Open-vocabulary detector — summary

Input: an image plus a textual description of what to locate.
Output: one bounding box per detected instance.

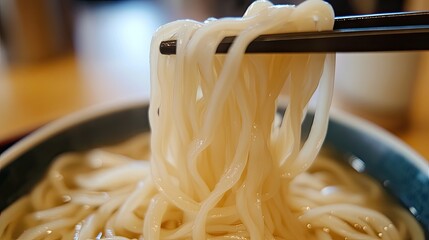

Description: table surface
[0,1,428,161]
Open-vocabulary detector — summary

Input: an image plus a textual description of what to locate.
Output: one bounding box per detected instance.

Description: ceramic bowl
[0,100,428,236]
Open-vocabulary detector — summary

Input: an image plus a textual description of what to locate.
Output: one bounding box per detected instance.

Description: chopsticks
[159,11,429,54]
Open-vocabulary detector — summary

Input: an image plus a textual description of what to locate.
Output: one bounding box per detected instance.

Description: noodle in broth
[0,0,424,239]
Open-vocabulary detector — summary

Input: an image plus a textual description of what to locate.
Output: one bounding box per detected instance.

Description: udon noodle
[0,0,423,239]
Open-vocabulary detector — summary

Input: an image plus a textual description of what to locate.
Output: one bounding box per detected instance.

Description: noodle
[0,0,423,239]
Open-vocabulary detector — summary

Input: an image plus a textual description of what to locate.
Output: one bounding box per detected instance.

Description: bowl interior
[0,103,428,236]
[0,104,150,211]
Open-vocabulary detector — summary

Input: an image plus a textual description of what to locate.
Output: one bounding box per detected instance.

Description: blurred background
[0,0,428,157]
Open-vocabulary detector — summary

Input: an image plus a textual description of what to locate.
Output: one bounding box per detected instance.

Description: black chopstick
[159,11,429,54]
[333,11,429,29]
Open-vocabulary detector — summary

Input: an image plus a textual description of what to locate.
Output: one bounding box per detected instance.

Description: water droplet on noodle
[321,186,338,195]
[53,171,64,181]
[62,195,72,202]
[303,206,311,211]
[353,223,362,230]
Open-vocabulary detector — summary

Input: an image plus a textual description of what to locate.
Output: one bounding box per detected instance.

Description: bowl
[1,100,428,236]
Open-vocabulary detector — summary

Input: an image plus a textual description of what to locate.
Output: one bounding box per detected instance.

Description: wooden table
[395,53,429,159]
[0,1,428,161]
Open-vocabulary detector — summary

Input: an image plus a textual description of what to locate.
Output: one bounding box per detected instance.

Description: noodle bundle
[0,0,423,239]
